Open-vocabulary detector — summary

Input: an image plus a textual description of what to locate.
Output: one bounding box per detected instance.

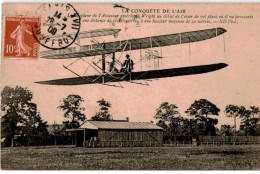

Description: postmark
[32,3,81,50]
[3,16,40,59]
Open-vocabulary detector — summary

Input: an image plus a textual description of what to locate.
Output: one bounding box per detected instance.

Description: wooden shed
[66,121,163,147]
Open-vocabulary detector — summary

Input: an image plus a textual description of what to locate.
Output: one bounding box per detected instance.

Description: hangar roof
[80,121,163,130]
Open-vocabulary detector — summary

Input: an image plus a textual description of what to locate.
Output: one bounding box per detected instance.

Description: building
[66,121,163,147]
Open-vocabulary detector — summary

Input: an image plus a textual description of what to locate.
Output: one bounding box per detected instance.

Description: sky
[1,4,260,128]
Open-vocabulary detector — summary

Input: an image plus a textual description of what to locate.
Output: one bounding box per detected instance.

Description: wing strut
[102,54,106,83]
[117,40,128,62]
[139,43,143,71]
[223,34,226,59]
[180,33,182,67]
[188,37,191,63]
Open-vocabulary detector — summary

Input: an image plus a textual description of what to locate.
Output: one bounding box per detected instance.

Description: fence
[12,135,75,147]
[163,136,260,146]
[199,136,260,146]
[83,140,162,148]
[8,135,260,147]
[163,136,195,146]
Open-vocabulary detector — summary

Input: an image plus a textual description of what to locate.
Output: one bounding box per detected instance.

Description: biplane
[36,27,228,87]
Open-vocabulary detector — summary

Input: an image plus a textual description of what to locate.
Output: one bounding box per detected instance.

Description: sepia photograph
[1,2,260,170]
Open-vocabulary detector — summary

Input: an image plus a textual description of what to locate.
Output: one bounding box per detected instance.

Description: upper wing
[40,48,121,59]
[39,28,121,41]
[76,28,121,39]
[40,27,226,59]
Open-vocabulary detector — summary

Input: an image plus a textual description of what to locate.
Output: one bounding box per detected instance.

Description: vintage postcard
[1,3,260,170]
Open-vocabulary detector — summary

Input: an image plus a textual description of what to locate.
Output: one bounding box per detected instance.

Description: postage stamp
[32,3,81,50]
[3,16,40,59]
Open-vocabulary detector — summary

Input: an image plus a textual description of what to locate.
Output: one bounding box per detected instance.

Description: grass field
[1,145,260,170]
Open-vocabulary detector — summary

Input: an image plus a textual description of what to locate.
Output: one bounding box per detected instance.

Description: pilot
[121,54,134,73]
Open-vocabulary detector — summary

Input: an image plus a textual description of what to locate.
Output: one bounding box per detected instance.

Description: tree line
[1,86,260,146]
[154,100,260,137]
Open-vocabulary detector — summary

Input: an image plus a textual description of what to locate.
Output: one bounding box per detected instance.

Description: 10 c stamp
[3,16,40,59]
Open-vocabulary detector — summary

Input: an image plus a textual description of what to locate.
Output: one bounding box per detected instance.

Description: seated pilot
[120,54,134,73]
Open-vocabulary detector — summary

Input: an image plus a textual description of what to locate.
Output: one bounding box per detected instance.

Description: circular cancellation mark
[32,3,81,50]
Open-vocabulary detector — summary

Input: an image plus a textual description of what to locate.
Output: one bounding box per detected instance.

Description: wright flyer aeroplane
[36,27,228,87]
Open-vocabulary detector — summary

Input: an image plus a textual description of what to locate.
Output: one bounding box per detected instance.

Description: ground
[1,145,260,170]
